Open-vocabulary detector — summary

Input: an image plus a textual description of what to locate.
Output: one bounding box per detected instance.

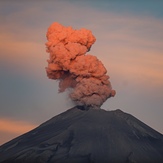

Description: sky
[0,0,163,145]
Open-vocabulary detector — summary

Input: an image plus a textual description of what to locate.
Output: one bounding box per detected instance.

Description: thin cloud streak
[99,45,163,86]
[0,118,36,134]
[1,11,163,86]
[0,118,37,145]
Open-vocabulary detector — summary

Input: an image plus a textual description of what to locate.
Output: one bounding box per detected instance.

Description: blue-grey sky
[0,0,163,145]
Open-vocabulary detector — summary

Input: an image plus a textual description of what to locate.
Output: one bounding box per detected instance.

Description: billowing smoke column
[45,22,115,108]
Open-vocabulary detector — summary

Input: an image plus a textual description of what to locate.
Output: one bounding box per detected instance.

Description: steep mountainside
[0,106,163,163]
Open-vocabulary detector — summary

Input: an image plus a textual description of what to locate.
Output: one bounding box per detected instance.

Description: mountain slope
[0,106,163,163]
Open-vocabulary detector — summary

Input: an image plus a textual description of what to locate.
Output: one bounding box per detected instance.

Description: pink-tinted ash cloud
[45,22,115,108]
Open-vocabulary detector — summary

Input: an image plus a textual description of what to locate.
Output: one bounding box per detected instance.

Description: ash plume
[45,22,115,107]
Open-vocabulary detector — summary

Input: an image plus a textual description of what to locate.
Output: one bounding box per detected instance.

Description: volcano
[0,106,163,163]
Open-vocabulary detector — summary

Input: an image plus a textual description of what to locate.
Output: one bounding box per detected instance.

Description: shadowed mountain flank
[0,106,163,163]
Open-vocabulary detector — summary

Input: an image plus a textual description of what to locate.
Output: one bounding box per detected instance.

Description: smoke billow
[45,22,115,108]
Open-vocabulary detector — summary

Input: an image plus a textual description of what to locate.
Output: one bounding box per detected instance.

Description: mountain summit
[0,106,163,163]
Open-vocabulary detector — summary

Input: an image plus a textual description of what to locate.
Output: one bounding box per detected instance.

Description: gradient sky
[0,0,163,145]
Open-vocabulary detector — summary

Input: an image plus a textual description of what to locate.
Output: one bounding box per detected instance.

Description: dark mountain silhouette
[0,106,163,163]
